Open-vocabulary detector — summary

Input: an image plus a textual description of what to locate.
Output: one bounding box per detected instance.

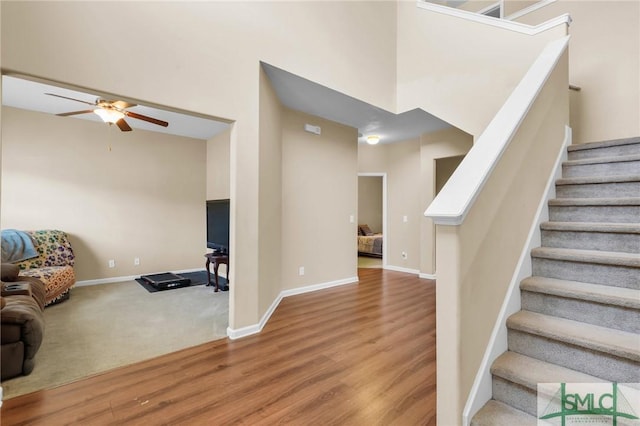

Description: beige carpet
[358,256,382,268]
[1,279,229,399]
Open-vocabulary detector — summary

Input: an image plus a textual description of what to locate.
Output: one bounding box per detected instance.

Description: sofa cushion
[1,342,25,380]
[1,295,44,355]
[21,266,75,306]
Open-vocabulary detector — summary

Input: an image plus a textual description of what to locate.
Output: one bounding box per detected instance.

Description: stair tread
[471,400,536,426]
[564,153,640,166]
[541,221,640,234]
[507,311,640,361]
[531,246,640,267]
[521,276,640,309]
[492,351,606,391]
[549,197,640,206]
[556,174,640,185]
[567,137,640,152]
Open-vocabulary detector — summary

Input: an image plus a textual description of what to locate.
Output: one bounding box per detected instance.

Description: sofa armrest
[1,263,20,282]
[1,295,44,358]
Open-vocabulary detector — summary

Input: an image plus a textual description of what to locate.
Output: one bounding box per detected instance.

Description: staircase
[471,137,640,425]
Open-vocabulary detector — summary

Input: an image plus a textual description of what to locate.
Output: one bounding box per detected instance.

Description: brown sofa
[1,263,46,380]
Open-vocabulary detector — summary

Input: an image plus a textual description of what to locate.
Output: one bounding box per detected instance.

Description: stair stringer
[462,126,571,425]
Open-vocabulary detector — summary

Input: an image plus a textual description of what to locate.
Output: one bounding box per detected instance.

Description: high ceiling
[262,63,451,144]
[2,67,451,145]
[1,75,230,140]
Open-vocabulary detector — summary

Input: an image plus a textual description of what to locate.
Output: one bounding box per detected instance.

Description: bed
[357,224,383,258]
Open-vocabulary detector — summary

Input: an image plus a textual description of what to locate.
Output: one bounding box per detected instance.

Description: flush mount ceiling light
[366,135,380,145]
[93,107,125,124]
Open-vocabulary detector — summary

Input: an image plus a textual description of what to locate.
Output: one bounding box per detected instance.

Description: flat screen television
[206,199,230,254]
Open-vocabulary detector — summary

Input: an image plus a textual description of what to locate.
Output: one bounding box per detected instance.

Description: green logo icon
[538,383,640,426]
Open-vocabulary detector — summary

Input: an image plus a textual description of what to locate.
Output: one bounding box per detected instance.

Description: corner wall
[420,128,474,276]
[258,67,283,314]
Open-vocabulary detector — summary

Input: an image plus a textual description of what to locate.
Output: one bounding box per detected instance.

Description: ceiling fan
[45,93,169,132]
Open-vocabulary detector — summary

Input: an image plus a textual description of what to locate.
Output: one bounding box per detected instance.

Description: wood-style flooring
[1,269,437,425]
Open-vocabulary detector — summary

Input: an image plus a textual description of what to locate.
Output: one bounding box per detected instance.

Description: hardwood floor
[1,269,437,425]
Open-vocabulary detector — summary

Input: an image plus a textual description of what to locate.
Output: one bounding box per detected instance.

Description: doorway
[357,173,387,269]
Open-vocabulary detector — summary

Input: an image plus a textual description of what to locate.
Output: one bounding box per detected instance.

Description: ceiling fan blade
[125,111,169,127]
[115,118,132,132]
[57,109,94,117]
[112,100,137,110]
[45,93,96,106]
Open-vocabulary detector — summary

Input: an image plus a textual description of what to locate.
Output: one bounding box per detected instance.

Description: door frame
[357,172,387,268]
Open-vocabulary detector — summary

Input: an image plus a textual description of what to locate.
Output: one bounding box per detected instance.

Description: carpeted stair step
[470,399,536,426]
[540,222,640,253]
[531,247,640,289]
[548,197,640,223]
[562,154,640,178]
[567,137,640,161]
[520,276,640,333]
[506,311,640,383]
[555,174,640,198]
[489,351,606,417]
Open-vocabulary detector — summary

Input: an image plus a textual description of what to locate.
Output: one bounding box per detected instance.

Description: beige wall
[358,176,383,234]
[420,128,474,276]
[397,1,567,137]
[1,106,206,281]
[281,109,358,289]
[503,0,539,17]
[436,155,465,196]
[386,139,422,270]
[358,139,422,272]
[258,67,283,314]
[435,50,569,425]
[206,128,231,201]
[515,1,640,144]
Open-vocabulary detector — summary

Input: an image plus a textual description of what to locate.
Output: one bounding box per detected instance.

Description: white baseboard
[419,272,436,280]
[462,125,571,425]
[384,265,420,275]
[281,276,358,298]
[75,267,204,287]
[227,276,358,340]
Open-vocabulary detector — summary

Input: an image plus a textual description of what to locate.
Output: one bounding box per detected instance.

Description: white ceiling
[2,67,451,145]
[1,75,230,140]
[262,63,451,144]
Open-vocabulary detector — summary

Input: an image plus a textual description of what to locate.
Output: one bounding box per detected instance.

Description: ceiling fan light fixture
[366,135,380,145]
[94,108,125,124]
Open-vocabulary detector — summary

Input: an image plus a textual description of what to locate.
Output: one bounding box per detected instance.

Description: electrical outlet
[401,252,407,260]
[108,259,115,268]
[134,257,140,266]
[299,266,305,276]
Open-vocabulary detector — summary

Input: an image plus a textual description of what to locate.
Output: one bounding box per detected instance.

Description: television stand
[140,272,191,290]
[204,253,229,292]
